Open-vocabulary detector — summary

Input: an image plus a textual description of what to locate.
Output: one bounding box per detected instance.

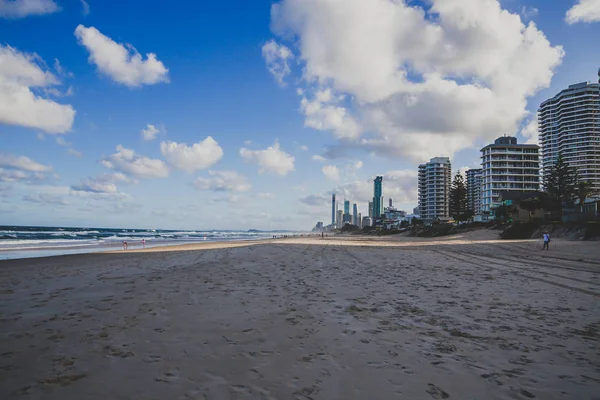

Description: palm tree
[576,181,593,213]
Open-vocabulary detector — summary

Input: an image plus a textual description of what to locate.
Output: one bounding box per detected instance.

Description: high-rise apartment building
[368,201,373,218]
[418,157,451,221]
[539,79,600,193]
[466,169,482,215]
[336,210,343,229]
[373,176,383,219]
[352,203,358,225]
[481,136,540,213]
[331,193,336,225]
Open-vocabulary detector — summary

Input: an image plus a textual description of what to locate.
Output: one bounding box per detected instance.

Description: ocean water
[0,225,286,260]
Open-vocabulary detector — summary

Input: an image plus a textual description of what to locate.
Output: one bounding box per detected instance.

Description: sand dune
[1,235,599,399]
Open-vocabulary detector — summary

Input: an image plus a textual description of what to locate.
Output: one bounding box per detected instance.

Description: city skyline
[1,1,599,230]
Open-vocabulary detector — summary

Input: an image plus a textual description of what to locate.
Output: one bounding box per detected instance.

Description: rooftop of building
[481,136,539,151]
[540,80,600,107]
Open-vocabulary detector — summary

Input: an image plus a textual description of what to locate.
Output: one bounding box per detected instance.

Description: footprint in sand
[426,383,449,399]
[39,373,87,387]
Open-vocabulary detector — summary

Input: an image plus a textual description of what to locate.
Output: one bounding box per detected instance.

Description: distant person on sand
[542,232,550,250]
[122,241,128,250]
[141,239,145,248]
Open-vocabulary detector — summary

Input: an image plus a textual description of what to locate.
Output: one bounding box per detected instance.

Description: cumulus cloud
[0,45,75,133]
[0,0,59,18]
[160,137,223,172]
[566,0,600,24]
[0,153,52,172]
[141,124,160,141]
[240,141,295,176]
[262,39,294,86]
[102,145,168,178]
[194,170,251,192]
[71,172,135,195]
[322,165,340,181]
[74,25,169,87]
[0,153,54,184]
[269,0,564,161]
[300,88,361,140]
[520,115,539,145]
[312,154,326,162]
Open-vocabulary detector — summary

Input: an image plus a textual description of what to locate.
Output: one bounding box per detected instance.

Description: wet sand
[1,233,599,399]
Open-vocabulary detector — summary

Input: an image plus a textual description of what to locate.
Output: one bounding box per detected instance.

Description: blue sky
[0,0,599,230]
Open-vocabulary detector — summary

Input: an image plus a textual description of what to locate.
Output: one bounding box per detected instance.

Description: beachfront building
[418,157,451,222]
[373,176,383,220]
[362,216,372,227]
[368,201,373,218]
[466,168,482,216]
[539,79,600,194]
[481,136,540,214]
[353,203,358,225]
[336,209,343,229]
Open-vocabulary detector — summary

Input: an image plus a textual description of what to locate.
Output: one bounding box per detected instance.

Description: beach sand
[1,233,599,399]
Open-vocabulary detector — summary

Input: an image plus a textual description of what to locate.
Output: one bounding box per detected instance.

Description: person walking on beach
[542,232,550,250]
[141,239,145,248]
[122,241,128,250]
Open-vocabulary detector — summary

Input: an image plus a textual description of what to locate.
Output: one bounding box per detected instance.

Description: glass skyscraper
[373,176,383,219]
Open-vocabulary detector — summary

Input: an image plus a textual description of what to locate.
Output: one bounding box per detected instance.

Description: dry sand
[1,233,599,399]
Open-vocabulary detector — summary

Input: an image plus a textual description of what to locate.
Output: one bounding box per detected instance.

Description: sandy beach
[1,233,599,399]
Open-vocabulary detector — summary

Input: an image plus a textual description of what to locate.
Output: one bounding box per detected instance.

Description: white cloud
[566,0,600,24]
[300,88,361,140]
[0,45,75,133]
[520,115,539,145]
[141,124,160,141]
[354,160,363,170]
[67,148,82,157]
[0,0,59,18]
[520,6,539,20]
[74,25,169,87]
[160,137,223,172]
[269,0,564,161]
[70,173,134,203]
[299,145,308,151]
[299,193,330,207]
[262,39,294,86]
[22,192,69,206]
[194,170,251,192]
[102,145,169,178]
[80,0,89,16]
[312,154,326,162]
[240,141,295,176]
[322,165,340,181]
[257,192,274,199]
[55,136,71,147]
[0,153,52,172]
